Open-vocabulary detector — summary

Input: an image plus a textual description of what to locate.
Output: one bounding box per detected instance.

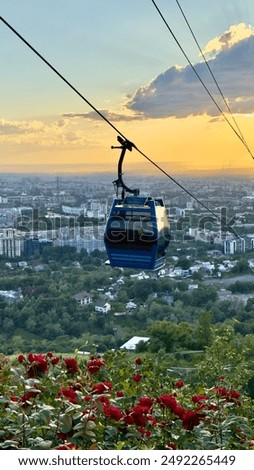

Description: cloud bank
[125,24,254,119]
[0,118,88,148]
[63,110,145,122]
[0,119,45,135]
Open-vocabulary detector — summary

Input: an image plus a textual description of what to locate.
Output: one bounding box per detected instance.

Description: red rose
[128,405,149,427]
[157,394,177,409]
[103,404,123,421]
[97,395,110,407]
[57,386,77,404]
[138,397,153,409]
[51,356,60,365]
[10,396,18,402]
[213,387,228,397]
[166,442,177,450]
[228,389,241,400]
[86,358,105,374]
[133,373,142,383]
[21,390,40,403]
[91,381,112,394]
[83,395,92,402]
[157,394,185,417]
[27,354,48,378]
[28,353,45,363]
[135,357,142,365]
[57,432,72,441]
[137,427,151,437]
[64,358,79,375]
[175,380,184,389]
[181,410,204,430]
[56,443,79,450]
[192,394,209,404]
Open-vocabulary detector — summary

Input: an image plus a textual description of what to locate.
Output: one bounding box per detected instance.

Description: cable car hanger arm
[111,136,140,198]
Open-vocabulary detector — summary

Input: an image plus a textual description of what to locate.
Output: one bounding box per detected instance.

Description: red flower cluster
[27,354,48,378]
[157,394,204,431]
[213,387,241,405]
[18,352,61,378]
[10,385,41,408]
[86,357,105,374]
[182,410,204,430]
[124,396,155,431]
[91,381,112,394]
[47,353,60,365]
[57,386,77,404]
[103,404,123,421]
[192,394,209,404]
[4,351,249,450]
[139,397,153,409]
[64,358,79,375]
[158,394,184,416]
[21,389,40,403]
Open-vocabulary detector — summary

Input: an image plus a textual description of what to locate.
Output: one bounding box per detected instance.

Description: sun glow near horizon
[0,111,253,176]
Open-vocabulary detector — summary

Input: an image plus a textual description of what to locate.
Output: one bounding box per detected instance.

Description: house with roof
[120,336,150,351]
[73,291,93,306]
[95,300,111,314]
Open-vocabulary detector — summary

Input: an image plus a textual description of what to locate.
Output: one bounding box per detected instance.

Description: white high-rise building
[0,228,23,257]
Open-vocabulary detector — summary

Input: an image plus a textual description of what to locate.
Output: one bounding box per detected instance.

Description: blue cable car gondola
[104,137,170,270]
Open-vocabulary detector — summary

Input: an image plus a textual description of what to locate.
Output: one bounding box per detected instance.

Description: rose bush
[0,349,253,450]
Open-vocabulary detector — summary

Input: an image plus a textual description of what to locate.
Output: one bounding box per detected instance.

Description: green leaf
[0,440,20,449]
[59,414,73,434]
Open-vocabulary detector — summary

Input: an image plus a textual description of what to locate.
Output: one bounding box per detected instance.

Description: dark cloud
[125,35,254,119]
[63,110,145,122]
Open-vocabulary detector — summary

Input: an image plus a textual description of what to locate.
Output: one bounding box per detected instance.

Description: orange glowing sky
[0,1,254,176]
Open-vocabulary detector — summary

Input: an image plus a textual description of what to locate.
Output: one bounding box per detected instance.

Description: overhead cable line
[150,0,254,160]
[175,0,253,159]
[0,16,244,240]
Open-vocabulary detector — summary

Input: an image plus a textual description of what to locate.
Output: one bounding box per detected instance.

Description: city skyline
[1,0,254,175]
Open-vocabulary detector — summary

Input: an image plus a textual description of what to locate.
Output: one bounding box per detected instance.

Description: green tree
[176,257,192,270]
[147,320,194,353]
[231,258,250,274]
[194,311,213,349]
[2,317,14,334]
[198,324,251,388]
[230,281,254,294]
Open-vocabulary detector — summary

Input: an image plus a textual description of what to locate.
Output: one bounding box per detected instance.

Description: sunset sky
[1,0,254,176]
